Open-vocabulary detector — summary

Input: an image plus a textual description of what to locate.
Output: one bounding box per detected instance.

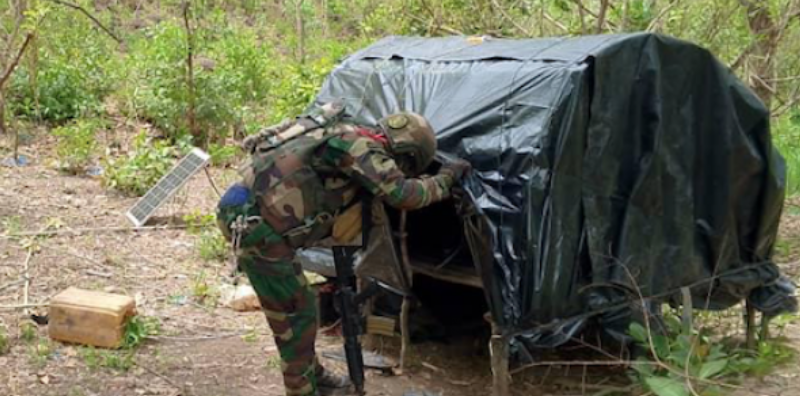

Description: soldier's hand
[441,159,471,180]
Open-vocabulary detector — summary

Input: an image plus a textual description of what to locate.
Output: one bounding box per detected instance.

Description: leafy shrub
[208,143,239,167]
[119,20,274,143]
[628,311,795,396]
[53,119,103,173]
[7,7,116,123]
[183,211,218,234]
[268,57,337,124]
[102,132,176,196]
[123,315,161,349]
[198,228,228,262]
[81,347,136,372]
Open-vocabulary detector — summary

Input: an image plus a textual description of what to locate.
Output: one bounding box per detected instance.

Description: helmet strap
[356,127,389,146]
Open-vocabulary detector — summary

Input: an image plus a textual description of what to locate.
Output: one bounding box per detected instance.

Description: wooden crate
[48,287,136,348]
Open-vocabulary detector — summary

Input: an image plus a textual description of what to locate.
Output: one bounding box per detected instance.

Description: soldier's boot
[316,369,351,395]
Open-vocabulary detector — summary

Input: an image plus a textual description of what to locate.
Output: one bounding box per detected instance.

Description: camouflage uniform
[217,114,463,396]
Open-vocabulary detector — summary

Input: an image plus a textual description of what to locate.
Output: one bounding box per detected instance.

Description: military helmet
[378,112,436,176]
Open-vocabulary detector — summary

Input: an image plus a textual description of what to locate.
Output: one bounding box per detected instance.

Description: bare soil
[1,130,799,396]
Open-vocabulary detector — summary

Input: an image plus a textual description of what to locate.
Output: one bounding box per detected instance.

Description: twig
[542,12,569,34]
[151,333,246,341]
[0,278,25,293]
[512,359,645,375]
[86,269,112,278]
[22,248,32,314]
[135,361,183,390]
[35,240,108,268]
[2,224,189,238]
[182,1,199,144]
[491,0,531,36]
[646,2,677,32]
[204,167,221,199]
[0,302,48,310]
[46,0,123,45]
[0,32,34,92]
[403,11,465,35]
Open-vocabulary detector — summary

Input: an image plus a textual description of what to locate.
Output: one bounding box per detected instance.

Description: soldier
[216,102,470,396]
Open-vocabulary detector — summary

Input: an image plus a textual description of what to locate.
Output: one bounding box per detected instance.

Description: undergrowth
[0,326,9,355]
[101,132,176,196]
[628,310,795,396]
[53,119,102,174]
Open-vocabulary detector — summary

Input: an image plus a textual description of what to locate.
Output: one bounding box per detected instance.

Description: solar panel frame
[125,148,211,227]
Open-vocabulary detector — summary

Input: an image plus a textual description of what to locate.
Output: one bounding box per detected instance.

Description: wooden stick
[135,361,182,390]
[0,302,48,310]
[22,249,32,315]
[0,32,34,92]
[182,0,199,143]
[2,224,189,238]
[46,0,123,44]
[0,278,25,293]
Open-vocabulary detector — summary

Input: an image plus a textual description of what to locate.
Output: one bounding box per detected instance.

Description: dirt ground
[1,130,800,396]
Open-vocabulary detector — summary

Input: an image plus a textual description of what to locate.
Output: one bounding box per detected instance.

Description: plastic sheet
[314,33,797,347]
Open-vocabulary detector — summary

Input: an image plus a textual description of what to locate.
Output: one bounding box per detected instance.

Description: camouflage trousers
[238,242,322,396]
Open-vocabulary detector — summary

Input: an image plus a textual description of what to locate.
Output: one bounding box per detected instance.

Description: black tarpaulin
[314,33,797,346]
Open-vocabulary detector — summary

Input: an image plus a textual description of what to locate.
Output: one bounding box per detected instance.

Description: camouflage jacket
[239,122,455,247]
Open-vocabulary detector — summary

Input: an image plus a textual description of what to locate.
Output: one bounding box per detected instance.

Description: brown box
[48,287,136,348]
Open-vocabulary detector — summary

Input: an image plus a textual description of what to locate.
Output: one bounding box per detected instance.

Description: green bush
[198,228,228,262]
[268,57,338,124]
[118,19,274,143]
[52,119,103,173]
[7,7,116,123]
[123,315,161,349]
[628,310,795,396]
[102,132,176,196]
[208,143,239,167]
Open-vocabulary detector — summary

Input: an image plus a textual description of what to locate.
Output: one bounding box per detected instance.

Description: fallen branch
[2,224,189,239]
[35,240,108,268]
[46,0,123,45]
[0,278,25,293]
[22,249,33,314]
[0,302,48,310]
[86,269,112,278]
[510,359,642,375]
[135,361,183,390]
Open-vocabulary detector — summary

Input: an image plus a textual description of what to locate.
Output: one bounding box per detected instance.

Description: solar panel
[126,148,210,227]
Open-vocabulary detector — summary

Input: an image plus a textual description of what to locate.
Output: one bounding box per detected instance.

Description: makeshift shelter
[304,33,797,394]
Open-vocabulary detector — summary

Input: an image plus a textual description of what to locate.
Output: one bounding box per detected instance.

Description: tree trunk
[0,94,6,136]
[739,0,779,107]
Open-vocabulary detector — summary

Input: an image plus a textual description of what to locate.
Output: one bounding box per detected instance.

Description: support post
[490,321,510,396]
[680,287,693,333]
[745,300,757,350]
[760,314,772,342]
[399,296,411,373]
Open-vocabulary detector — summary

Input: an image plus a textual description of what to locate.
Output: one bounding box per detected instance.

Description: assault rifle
[331,196,382,396]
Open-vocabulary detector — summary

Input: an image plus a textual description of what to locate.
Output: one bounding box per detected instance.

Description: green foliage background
[1,0,799,195]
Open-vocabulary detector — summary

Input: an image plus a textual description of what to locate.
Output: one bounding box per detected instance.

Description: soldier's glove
[241,119,295,153]
[440,159,471,180]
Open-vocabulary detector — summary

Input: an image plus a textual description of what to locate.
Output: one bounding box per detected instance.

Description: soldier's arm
[324,136,455,210]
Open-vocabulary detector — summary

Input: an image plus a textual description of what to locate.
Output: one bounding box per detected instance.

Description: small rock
[103,286,118,293]
[220,284,261,312]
